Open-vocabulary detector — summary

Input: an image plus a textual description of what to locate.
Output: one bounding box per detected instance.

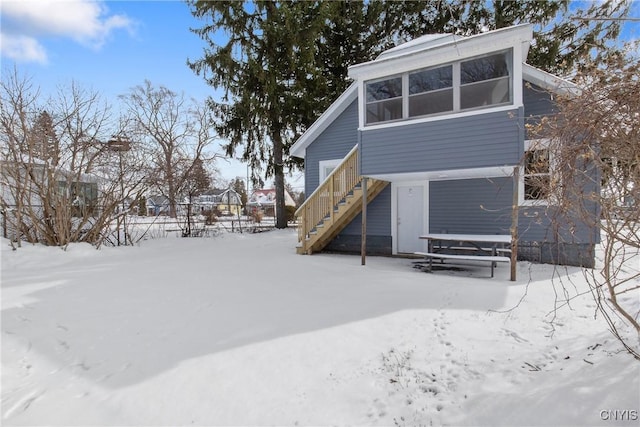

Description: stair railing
[295,144,360,245]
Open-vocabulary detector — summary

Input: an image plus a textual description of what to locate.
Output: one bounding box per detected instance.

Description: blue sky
[0,0,252,181]
[0,0,214,103]
[1,0,639,184]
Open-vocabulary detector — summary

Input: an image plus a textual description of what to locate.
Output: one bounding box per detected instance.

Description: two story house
[193,188,244,216]
[291,24,599,267]
[248,188,297,218]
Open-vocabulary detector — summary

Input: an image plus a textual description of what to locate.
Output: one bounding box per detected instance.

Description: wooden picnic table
[416,233,512,278]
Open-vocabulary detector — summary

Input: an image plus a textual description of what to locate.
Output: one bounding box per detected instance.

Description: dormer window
[409,65,453,117]
[364,49,512,125]
[460,52,511,109]
[365,76,403,124]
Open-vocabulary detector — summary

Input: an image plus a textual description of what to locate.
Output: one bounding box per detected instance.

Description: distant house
[290,24,599,267]
[1,160,100,239]
[247,188,296,217]
[147,195,171,216]
[1,160,99,218]
[193,188,243,216]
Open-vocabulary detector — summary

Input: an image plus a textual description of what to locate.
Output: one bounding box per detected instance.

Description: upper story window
[409,65,453,117]
[364,50,512,125]
[366,76,403,124]
[460,52,511,109]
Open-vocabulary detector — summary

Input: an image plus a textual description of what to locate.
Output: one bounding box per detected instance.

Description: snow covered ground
[1,229,638,426]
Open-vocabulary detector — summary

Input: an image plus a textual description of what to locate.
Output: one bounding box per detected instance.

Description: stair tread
[298,180,389,254]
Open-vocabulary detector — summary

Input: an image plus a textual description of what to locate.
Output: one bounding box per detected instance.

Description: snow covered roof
[248,188,296,206]
[376,33,456,60]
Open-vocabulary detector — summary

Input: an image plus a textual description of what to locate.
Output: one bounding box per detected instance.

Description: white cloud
[1,0,134,61]
[0,33,48,64]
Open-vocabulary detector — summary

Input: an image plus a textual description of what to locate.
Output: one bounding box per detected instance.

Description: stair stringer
[298,179,388,254]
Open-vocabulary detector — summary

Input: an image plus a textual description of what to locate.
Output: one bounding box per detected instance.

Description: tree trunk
[273,133,287,229]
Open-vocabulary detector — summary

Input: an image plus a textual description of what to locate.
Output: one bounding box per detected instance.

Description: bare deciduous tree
[182,157,211,237]
[119,80,219,219]
[0,69,146,248]
[531,46,639,359]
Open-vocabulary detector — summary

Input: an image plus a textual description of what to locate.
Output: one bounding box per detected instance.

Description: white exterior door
[397,184,426,254]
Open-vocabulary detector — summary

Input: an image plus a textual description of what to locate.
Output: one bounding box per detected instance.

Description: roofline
[377,33,455,60]
[289,83,358,159]
[348,24,533,80]
[522,64,581,96]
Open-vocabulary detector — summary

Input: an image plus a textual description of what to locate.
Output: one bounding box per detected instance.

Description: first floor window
[523,141,551,202]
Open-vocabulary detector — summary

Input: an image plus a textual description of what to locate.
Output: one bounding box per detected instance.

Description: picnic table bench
[416,233,512,278]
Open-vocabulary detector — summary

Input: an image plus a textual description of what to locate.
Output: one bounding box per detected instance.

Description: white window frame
[319,159,342,183]
[319,158,346,197]
[520,139,554,206]
[363,49,513,126]
[365,75,404,125]
[408,64,454,117]
[459,52,513,111]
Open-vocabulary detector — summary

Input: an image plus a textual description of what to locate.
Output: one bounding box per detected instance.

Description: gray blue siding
[324,185,392,255]
[429,177,598,267]
[429,178,512,235]
[305,100,359,196]
[361,108,523,176]
[302,79,598,266]
[523,82,556,139]
[428,177,598,243]
[338,185,391,236]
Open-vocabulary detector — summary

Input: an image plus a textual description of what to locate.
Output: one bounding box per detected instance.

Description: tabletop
[419,233,512,244]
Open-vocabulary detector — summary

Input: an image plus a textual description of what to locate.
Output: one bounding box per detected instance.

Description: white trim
[452,62,461,111]
[512,42,523,108]
[289,83,358,159]
[402,74,409,120]
[366,165,515,184]
[391,183,398,254]
[520,138,553,207]
[391,181,429,255]
[523,64,580,97]
[319,158,342,182]
[357,82,365,129]
[349,24,533,81]
[359,104,519,132]
[361,49,517,128]
[378,34,455,60]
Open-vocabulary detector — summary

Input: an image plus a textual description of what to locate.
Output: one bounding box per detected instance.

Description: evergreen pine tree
[188,0,628,228]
